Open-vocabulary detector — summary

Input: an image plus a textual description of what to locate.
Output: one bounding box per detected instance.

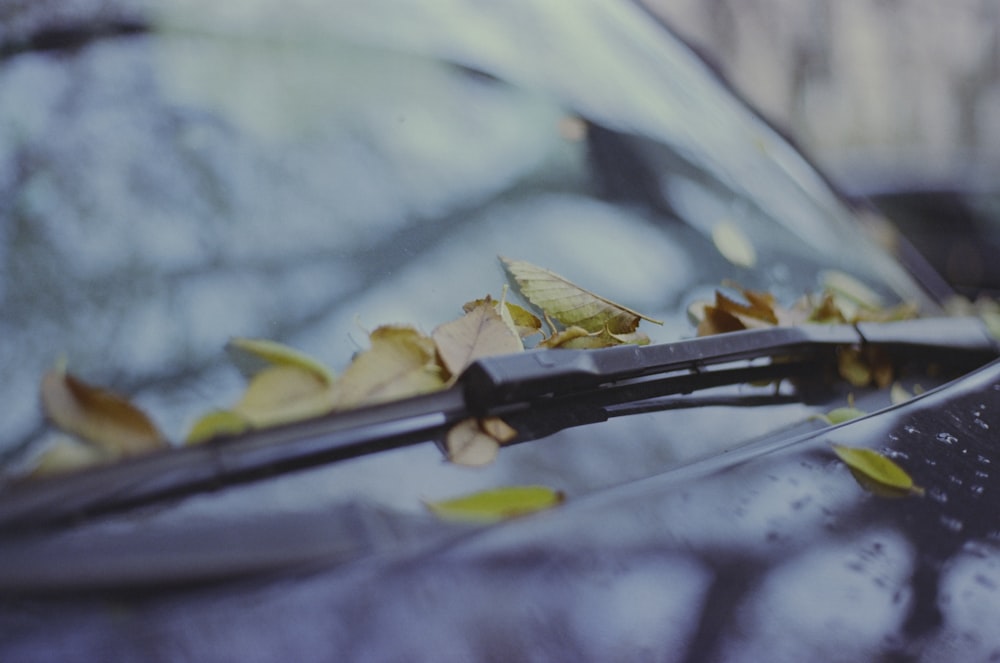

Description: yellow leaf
[40,368,166,457]
[556,326,650,349]
[185,409,251,445]
[814,406,867,425]
[479,416,518,444]
[425,485,564,523]
[30,437,110,477]
[328,325,445,410]
[226,337,334,384]
[234,364,335,427]
[832,444,924,497]
[446,417,500,466]
[462,294,542,340]
[501,256,663,334]
[890,382,912,406]
[433,299,523,378]
[837,347,872,387]
[711,220,757,268]
[537,325,592,349]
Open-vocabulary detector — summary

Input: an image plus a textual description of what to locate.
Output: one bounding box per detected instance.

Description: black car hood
[3,359,1000,662]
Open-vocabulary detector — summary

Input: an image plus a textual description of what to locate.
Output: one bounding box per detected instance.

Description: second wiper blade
[0,318,995,531]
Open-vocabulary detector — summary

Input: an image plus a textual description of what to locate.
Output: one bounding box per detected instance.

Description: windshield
[1,1,934,499]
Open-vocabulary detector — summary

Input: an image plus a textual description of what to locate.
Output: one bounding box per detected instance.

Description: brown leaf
[328,325,445,410]
[40,368,166,457]
[501,256,662,334]
[434,299,523,378]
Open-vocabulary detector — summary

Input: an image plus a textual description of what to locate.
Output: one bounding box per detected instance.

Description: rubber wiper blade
[0,318,995,531]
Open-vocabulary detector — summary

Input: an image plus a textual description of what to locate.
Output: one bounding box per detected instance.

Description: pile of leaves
[27,257,935,517]
[31,257,664,478]
[690,271,918,389]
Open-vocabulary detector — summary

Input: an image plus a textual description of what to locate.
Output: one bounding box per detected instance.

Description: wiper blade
[0,318,995,532]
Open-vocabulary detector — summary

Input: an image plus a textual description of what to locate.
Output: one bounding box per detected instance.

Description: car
[1,1,998,661]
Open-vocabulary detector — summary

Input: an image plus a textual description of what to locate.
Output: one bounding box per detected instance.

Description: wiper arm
[0,317,995,532]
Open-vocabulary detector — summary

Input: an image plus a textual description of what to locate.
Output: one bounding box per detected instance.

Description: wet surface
[1,2,998,661]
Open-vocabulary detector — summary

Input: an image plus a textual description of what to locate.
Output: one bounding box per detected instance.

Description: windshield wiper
[0,317,995,532]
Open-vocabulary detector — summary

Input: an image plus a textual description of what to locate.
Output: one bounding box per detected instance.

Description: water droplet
[976,470,990,479]
[975,418,990,430]
[928,487,948,504]
[936,432,959,445]
[940,516,964,532]
[978,455,993,465]
[970,485,986,496]
[949,475,965,487]
[904,425,919,434]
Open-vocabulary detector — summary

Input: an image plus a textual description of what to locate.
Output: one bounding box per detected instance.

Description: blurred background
[644,0,1000,189]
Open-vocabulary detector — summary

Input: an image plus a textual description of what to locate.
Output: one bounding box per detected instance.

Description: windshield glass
[1,1,932,496]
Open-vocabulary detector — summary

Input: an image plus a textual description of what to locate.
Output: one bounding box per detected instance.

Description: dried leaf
[712,220,757,267]
[40,368,166,457]
[226,337,334,384]
[234,364,335,427]
[695,288,780,336]
[556,326,650,349]
[501,256,662,334]
[462,295,542,339]
[446,417,500,466]
[185,409,251,445]
[30,437,110,477]
[822,270,884,310]
[425,485,564,523]
[479,416,518,444]
[889,382,912,406]
[329,325,445,410]
[832,444,924,497]
[433,300,523,378]
[837,347,872,387]
[537,325,592,349]
[814,406,867,425]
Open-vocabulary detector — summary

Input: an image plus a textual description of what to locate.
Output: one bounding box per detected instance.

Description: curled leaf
[234,364,335,427]
[462,294,542,340]
[832,443,924,497]
[711,220,757,268]
[30,437,110,477]
[40,368,166,457]
[329,325,445,410]
[537,326,592,349]
[425,485,564,523]
[890,382,912,406]
[446,418,500,467]
[814,406,867,425]
[185,409,251,445]
[226,337,334,384]
[433,299,523,379]
[501,256,662,334]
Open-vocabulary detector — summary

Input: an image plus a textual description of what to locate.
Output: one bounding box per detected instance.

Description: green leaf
[425,485,564,523]
[814,406,867,425]
[832,443,924,497]
[501,256,662,334]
